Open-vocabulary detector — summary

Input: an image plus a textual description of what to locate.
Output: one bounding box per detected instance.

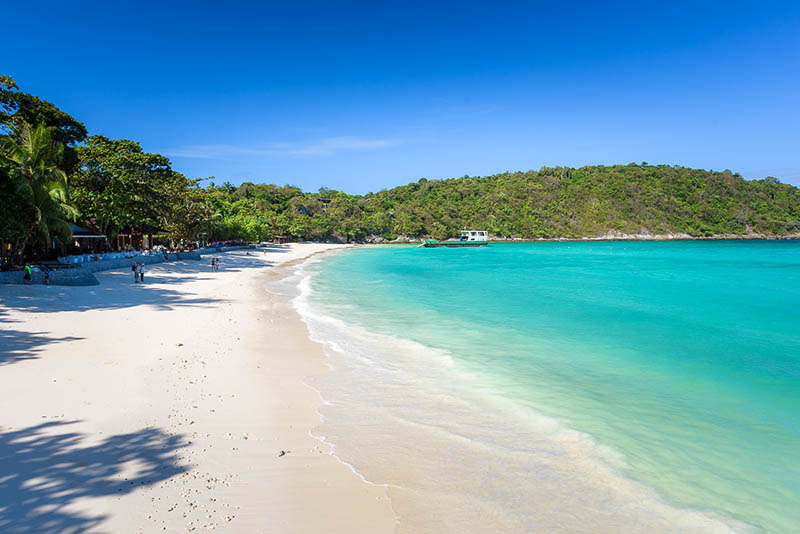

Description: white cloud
[163,136,399,159]
[163,144,263,159]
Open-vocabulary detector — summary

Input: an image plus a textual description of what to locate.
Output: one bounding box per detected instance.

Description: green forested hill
[209,164,800,241]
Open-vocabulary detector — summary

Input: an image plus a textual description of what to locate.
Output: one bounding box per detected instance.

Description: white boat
[421,230,488,247]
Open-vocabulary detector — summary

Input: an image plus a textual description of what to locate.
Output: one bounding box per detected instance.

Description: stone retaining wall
[0,268,101,286]
[199,245,250,253]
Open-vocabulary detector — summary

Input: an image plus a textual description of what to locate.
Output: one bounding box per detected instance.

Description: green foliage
[71,136,219,246]
[1,76,87,173]
[0,122,78,258]
[72,135,189,237]
[0,159,33,245]
[0,78,88,263]
[205,164,800,242]
[0,76,87,146]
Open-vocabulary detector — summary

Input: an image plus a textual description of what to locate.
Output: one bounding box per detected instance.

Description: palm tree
[1,122,77,258]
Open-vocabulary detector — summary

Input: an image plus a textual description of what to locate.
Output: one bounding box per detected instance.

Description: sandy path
[0,244,395,533]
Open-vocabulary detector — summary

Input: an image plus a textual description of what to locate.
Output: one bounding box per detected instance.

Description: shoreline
[292,246,754,534]
[490,233,800,242]
[362,234,800,244]
[0,244,395,533]
[303,234,800,246]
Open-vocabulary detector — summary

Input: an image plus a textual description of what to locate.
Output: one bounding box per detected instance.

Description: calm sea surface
[292,241,799,533]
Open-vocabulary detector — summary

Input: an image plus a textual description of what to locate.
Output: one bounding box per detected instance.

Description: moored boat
[421,230,488,247]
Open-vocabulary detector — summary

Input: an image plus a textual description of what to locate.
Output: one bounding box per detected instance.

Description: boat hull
[422,241,488,248]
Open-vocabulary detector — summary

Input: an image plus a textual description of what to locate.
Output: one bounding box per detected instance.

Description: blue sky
[5,1,800,192]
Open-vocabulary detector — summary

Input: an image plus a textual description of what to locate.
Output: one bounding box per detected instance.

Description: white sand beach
[0,244,395,533]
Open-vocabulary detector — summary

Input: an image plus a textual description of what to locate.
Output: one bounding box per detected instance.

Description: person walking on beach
[43,265,51,285]
[138,262,145,282]
[23,263,32,284]
[132,261,139,283]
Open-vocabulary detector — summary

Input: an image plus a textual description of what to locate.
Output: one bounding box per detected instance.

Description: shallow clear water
[295,241,800,533]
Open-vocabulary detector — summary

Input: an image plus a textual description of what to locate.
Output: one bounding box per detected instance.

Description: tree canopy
[72,135,202,239]
[1,122,77,261]
[0,76,87,147]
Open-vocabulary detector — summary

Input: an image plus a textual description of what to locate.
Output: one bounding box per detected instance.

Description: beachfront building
[115,226,172,251]
[66,223,107,255]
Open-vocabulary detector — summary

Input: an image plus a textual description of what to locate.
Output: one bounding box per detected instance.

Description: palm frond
[2,121,78,251]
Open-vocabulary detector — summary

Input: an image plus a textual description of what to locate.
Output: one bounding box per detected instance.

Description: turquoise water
[300,241,800,533]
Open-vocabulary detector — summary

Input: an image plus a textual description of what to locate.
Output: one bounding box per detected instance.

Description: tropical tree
[73,136,181,239]
[1,75,87,173]
[0,122,77,259]
[0,159,33,265]
[161,177,217,243]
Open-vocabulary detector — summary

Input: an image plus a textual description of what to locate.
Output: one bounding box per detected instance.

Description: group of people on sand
[131,261,146,283]
[210,257,220,271]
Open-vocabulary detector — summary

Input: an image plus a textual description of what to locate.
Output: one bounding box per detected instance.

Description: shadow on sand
[0,421,187,534]
[0,328,83,367]
[0,308,84,366]
[0,250,279,316]
[0,281,222,316]
[0,250,285,365]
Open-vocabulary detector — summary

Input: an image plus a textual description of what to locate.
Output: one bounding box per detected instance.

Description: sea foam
[283,253,752,534]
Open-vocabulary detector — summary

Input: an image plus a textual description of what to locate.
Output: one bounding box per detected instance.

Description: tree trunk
[16,234,30,265]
